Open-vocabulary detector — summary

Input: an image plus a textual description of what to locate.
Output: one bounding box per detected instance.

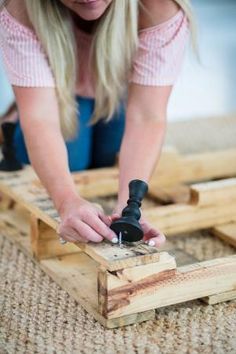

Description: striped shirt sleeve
[130,9,190,86]
[0,8,55,87]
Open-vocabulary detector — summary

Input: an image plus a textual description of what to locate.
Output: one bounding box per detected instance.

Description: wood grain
[211,222,236,248]
[100,256,236,319]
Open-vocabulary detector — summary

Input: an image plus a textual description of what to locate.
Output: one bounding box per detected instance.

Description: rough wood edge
[211,222,236,248]
[30,216,80,260]
[103,255,236,319]
[201,289,236,305]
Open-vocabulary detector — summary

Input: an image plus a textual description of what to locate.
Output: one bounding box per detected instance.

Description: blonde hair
[24,0,194,139]
[25,0,139,139]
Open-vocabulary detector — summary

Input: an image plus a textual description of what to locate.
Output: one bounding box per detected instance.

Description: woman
[0,0,192,246]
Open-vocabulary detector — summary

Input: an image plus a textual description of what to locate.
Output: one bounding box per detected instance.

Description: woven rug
[1,115,236,354]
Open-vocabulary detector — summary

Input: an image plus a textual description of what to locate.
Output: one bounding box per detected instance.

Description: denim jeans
[13,96,125,172]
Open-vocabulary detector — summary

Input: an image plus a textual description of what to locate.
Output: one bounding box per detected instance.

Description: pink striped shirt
[0,7,189,98]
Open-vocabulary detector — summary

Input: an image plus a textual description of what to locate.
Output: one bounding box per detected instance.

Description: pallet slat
[202,289,236,305]
[144,179,236,235]
[100,256,236,319]
[211,222,236,248]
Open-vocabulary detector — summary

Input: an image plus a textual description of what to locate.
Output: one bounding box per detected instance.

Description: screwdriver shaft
[119,232,122,247]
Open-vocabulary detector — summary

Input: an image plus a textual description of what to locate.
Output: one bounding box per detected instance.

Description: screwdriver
[110,179,148,244]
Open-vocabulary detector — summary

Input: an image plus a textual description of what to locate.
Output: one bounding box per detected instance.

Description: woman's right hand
[57,195,118,244]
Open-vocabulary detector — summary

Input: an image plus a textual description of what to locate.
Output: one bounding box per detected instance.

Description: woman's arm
[116,84,172,212]
[14,87,77,208]
[111,84,171,247]
[13,86,117,243]
[117,0,182,206]
[113,0,189,247]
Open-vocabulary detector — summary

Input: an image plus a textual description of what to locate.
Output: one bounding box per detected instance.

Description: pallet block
[0,148,236,328]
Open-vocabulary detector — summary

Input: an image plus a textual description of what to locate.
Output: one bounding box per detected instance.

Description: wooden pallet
[0,147,236,328]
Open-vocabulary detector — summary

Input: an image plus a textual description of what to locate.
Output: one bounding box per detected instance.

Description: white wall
[0,53,14,116]
[168,0,236,121]
[1,1,236,120]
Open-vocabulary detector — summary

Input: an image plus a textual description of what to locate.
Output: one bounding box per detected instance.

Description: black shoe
[0,122,23,171]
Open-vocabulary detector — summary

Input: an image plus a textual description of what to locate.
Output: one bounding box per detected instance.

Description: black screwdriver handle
[129,179,148,203]
[110,179,149,242]
[121,179,148,219]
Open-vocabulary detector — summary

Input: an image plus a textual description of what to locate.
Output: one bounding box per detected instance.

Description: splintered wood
[0,147,236,328]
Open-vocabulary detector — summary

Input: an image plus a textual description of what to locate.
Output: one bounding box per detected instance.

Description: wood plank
[72,147,179,197]
[0,209,31,254]
[144,179,236,235]
[202,289,236,305]
[101,255,236,319]
[74,148,236,194]
[144,202,236,236]
[98,252,176,317]
[31,217,80,260]
[76,242,167,271]
[158,241,199,266]
[1,168,236,266]
[0,192,14,210]
[41,253,99,312]
[150,148,236,188]
[180,149,236,183]
[0,170,58,230]
[190,178,236,206]
[73,167,119,198]
[211,222,236,248]
[0,197,156,328]
[40,253,155,328]
[0,148,236,202]
[0,171,171,270]
[104,310,155,328]
[1,164,235,328]
[148,184,190,204]
[0,205,29,235]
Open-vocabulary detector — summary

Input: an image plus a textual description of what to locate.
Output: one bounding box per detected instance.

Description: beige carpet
[1,115,236,354]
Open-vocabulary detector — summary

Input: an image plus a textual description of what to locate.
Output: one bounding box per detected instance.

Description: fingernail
[111,237,118,244]
[148,240,155,247]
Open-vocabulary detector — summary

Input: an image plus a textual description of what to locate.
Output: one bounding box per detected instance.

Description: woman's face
[59,0,113,21]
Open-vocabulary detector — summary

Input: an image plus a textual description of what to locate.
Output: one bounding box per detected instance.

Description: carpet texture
[0,115,236,354]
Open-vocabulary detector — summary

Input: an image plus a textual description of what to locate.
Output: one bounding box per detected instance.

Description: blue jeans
[13,96,125,172]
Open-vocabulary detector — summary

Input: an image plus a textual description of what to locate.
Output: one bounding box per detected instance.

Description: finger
[140,218,153,234]
[58,227,87,243]
[140,219,166,246]
[110,213,121,222]
[82,213,117,242]
[98,212,112,227]
[140,219,162,240]
[71,219,104,243]
[59,235,75,243]
[146,233,166,247]
[57,224,78,242]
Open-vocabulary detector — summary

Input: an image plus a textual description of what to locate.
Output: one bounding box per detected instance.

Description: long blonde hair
[25,0,194,139]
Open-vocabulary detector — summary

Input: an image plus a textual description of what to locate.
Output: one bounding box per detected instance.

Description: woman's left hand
[110,212,166,248]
